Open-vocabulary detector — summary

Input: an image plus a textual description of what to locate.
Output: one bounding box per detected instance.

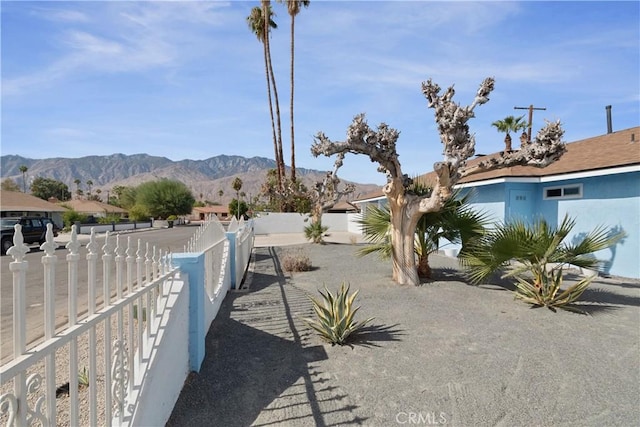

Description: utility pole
[514,104,546,143]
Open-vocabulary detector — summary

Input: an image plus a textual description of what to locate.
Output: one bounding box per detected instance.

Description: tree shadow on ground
[168,246,368,427]
[428,267,472,283]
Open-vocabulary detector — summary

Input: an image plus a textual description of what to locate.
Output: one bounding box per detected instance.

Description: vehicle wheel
[1,237,13,255]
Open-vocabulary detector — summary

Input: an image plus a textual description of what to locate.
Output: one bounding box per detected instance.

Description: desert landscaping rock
[168,242,640,426]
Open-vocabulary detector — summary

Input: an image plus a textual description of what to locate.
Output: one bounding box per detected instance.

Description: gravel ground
[169,242,640,427]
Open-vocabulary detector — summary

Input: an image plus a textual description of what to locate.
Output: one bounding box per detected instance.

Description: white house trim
[454,164,640,189]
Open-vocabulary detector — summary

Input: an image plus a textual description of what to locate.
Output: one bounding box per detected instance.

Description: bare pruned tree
[311,77,566,285]
[309,152,355,226]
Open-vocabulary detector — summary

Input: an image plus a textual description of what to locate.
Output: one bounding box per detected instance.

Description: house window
[543,184,583,200]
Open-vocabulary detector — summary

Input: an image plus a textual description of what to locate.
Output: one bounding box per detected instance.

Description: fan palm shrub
[302,282,373,345]
[304,220,328,244]
[460,215,624,312]
[357,186,489,278]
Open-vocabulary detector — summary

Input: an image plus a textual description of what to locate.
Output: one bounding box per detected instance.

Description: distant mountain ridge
[0,153,380,205]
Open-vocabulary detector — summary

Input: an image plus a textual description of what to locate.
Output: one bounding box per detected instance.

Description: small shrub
[304,221,328,244]
[461,215,624,313]
[282,250,312,272]
[514,269,594,314]
[62,209,87,229]
[78,367,90,388]
[98,214,121,225]
[302,282,374,345]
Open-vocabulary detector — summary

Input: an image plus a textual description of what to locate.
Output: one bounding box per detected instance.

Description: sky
[2,1,639,185]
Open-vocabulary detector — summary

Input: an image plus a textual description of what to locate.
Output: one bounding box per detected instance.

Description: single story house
[353,126,640,279]
[191,206,231,222]
[60,199,128,220]
[328,200,360,214]
[0,190,66,228]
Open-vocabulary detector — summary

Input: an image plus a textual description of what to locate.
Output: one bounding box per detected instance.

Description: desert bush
[282,250,312,272]
[461,215,624,313]
[62,209,87,230]
[302,282,374,345]
[304,221,328,244]
[98,214,121,224]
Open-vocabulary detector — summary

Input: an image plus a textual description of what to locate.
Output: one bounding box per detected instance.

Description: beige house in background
[60,199,128,219]
[0,190,66,227]
[191,206,230,222]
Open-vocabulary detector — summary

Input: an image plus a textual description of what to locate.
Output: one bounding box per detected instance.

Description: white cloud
[2,1,237,95]
[35,7,90,23]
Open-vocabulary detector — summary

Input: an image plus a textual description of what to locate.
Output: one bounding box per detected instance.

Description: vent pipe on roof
[605,105,613,134]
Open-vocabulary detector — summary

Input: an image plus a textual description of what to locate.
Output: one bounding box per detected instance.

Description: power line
[514,104,546,142]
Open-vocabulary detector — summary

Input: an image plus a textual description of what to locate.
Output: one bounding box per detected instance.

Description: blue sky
[2,1,638,185]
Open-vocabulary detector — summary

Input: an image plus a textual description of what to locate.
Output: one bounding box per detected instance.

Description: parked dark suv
[1,216,60,255]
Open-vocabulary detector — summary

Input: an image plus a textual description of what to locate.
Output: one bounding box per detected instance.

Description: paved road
[1,225,198,363]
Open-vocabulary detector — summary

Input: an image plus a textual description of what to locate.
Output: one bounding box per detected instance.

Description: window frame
[543,183,583,200]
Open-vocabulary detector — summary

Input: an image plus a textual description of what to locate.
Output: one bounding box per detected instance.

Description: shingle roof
[328,200,359,212]
[353,126,640,202]
[61,199,127,214]
[193,206,229,214]
[456,126,640,184]
[0,190,67,212]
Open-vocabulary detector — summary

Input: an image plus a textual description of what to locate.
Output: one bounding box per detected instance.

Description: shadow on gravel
[168,246,368,426]
[577,287,640,307]
[428,267,469,283]
[349,324,405,348]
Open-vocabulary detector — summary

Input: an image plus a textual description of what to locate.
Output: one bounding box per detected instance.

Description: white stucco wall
[252,212,351,234]
[125,279,190,427]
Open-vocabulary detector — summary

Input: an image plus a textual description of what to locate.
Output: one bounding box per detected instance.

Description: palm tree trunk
[504,133,512,152]
[417,255,432,278]
[263,43,282,190]
[289,14,296,183]
[261,2,282,192]
[263,1,285,192]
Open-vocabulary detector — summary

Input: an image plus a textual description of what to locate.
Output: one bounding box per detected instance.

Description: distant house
[328,200,360,214]
[61,199,128,220]
[0,190,66,228]
[191,206,230,222]
[352,126,640,279]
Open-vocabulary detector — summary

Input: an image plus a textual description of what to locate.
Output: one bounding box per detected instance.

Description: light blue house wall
[460,170,640,279]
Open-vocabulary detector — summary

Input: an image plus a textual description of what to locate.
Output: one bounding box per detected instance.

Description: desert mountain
[0,154,381,206]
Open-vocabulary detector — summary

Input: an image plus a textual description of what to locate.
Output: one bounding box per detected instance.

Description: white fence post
[1,213,253,426]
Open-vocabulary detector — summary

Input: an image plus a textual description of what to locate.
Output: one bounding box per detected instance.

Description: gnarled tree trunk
[312,77,565,286]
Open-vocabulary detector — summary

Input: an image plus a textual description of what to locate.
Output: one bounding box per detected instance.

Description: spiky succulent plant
[302,282,373,345]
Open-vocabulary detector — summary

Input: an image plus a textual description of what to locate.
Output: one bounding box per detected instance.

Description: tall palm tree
[279,0,310,183]
[357,185,489,279]
[86,179,93,197]
[247,5,283,191]
[19,165,28,192]
[491,115,528,152]
[232,177,243,219]
[74,178,81,199]
[262,0,285,191]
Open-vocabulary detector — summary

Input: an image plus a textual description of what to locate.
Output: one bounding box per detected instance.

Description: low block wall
[253,212,351,234]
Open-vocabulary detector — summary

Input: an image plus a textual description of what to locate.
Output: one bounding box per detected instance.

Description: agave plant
[461,215,625,312]
[357,186,489,278]
[302,282,373,345]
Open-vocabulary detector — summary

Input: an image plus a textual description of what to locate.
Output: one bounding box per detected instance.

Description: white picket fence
[0,215,253,426]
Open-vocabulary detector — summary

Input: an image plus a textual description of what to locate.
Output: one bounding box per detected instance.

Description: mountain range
[0,154,381,206]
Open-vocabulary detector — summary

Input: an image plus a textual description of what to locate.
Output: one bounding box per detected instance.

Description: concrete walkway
[168,239,640,426]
